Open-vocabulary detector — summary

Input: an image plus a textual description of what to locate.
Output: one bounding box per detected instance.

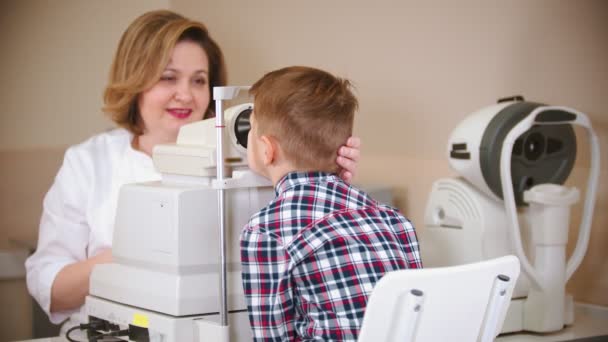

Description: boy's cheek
[247,148,261,174]
[246,132,254,167]
[246,148,254,168]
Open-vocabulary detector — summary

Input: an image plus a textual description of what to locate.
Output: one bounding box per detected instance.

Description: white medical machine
[85,87,271,342]
[420,96,601,333]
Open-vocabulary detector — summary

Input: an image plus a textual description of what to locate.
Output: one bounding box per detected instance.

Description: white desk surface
[13,303,608,342]
[496,303,608,342]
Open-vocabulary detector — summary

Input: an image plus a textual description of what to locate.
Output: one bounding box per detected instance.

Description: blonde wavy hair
[103,10,227,134]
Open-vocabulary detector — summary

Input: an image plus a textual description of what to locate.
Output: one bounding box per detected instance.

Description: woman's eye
[194,78,207,86]
[160,75,176,82]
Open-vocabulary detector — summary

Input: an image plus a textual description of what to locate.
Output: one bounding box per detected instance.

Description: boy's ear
[260,135,278,166]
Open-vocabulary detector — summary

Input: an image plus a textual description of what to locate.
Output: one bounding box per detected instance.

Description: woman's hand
[91,249,113,264]
[337,136,361,183]
[50,248,113,313]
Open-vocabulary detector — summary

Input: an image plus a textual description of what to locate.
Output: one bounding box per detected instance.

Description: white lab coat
[25,128,160,328]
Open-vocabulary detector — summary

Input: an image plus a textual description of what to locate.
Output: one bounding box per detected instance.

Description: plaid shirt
[240,171,422,341]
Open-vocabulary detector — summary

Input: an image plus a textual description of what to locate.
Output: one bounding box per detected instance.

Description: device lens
[524,132,545,161]
[234,108,252,148]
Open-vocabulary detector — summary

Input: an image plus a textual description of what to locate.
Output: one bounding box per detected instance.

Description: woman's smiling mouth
[167,108,193,119]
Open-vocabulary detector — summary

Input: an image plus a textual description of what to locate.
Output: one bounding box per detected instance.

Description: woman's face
[138,40,210,141]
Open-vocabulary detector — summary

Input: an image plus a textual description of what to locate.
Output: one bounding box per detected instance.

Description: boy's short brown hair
[250,66,358,173]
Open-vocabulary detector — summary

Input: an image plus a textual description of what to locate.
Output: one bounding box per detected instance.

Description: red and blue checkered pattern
[241,171,422,341]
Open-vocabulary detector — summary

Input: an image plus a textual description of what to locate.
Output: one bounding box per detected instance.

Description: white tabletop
[496,303,608,341]
[14,303,608,342]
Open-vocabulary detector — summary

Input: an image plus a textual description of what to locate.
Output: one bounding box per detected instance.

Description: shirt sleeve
[25,147,92,324]
[240,227,296,341]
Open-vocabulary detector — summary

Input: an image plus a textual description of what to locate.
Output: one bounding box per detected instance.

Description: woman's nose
[174,81,193,103]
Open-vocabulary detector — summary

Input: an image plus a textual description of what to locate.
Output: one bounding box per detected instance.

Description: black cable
[65,321,110,342]
[65,325,84,342]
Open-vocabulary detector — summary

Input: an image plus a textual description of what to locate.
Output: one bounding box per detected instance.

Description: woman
[25,10,361,330]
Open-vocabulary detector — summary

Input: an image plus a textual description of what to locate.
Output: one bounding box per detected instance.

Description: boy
[241,66,422,341]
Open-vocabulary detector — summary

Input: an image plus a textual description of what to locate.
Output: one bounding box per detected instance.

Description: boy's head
[247,66,358,178]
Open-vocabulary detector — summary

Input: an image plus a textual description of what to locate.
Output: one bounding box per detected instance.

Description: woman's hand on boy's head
[337,136,361,183]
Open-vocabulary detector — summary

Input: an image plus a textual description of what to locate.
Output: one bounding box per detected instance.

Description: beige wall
[0,0,169,149]
[172,0,608,304]
[0,0,606,338]
[175,0,608,158]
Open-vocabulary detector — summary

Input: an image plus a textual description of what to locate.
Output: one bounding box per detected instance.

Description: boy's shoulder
[241,175,415,260]
[244,174,401,233]
[244,200,277,232]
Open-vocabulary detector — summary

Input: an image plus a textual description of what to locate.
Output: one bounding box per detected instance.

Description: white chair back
[358,255,520,342]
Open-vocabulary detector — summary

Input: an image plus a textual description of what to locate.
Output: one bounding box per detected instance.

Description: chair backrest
[358,255,520,342]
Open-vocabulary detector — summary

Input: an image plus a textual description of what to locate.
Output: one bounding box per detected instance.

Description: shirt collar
[275,171,339,196]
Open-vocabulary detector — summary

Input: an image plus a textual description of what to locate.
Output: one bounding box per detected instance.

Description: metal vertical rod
[215,97,228,326]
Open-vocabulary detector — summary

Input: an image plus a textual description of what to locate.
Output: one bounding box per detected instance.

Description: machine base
[85,296,252,342]
[502,295,574,333]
